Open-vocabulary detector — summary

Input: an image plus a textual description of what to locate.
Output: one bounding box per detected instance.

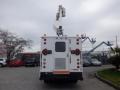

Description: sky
[0,0,120,52]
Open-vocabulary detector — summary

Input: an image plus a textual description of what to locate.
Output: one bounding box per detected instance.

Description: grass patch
[97,68,120,87]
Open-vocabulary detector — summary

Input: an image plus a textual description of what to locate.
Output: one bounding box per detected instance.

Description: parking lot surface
[0,65,115,90]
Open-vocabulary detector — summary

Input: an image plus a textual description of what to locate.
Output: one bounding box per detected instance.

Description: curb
[95,72,120,90]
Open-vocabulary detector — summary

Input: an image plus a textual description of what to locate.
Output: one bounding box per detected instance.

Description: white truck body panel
[40,36,83,73]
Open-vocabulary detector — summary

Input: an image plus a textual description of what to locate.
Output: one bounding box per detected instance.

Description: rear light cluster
[42,49,52,55]
[42,49,48,55]
[43,59,46,68]
[76,38,79,45]
[71,49,81,55]
[44,38,46,44]
[77,59,80,68]
[42,37,53,55]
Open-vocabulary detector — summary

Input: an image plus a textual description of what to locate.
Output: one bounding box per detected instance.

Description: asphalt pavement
[0,65,116,90]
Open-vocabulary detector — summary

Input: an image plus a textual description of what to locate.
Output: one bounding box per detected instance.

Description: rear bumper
[40,72,83,80]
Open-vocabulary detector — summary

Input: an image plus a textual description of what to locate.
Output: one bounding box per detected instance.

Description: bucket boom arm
[54,5,65,36]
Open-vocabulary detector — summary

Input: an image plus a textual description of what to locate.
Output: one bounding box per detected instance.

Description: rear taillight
[77,59,80,68]
[71,49,81,55]
[76,39,79,41]
[44,42,46,44]
[77,62,80,65]
[44,39,46,41]
[75,49,80,55]
[43,66,46,68]
[43,61,46,68]
[77,59,79,61]
[42,49,52,55]
[44,38,47,44]
[76,42,79,45]
[71,50,75,54]
[77,66,80,68]
[42,49,48,55]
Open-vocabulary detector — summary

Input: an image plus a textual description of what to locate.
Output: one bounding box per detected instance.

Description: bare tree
[0,29,32,61]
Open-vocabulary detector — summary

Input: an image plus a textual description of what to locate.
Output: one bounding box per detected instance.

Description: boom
[87,41,113,54]
[54,5,65,36]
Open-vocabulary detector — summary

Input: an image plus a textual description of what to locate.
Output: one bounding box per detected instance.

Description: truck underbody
[40,72,83,82]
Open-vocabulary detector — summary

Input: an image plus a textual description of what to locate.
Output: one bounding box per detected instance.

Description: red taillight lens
[71,49,81,55]
[75,49,80,55]
[42,49,52,55]
[42,49,48,55]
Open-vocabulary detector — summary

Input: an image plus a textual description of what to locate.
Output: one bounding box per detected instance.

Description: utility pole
[116,35,118,48]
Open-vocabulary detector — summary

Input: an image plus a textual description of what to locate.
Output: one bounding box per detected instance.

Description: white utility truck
[39,5,83,83]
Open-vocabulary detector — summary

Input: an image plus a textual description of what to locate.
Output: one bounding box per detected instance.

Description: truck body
[39,35,83,83]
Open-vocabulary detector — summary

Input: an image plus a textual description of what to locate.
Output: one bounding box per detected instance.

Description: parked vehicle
[83,59,91,67]
[90,59,102,66]
[8,59,24,67]
[24,58,39,66]
[0,58,7,67]
[15,52,40,67]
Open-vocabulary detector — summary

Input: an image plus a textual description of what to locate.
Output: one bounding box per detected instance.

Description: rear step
[53,70,70,74]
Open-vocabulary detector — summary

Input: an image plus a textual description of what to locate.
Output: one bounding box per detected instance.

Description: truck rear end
[39,35,83,83]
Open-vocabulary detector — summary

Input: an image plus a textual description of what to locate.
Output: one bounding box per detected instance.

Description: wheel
[70,80,78,84]
[44,80,49,83]
[44,80,47,83]
[32,64,35,67]
[0,64,3,67]
[25,65,28,67]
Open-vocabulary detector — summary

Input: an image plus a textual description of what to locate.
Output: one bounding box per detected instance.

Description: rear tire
[71,80,78,83]
[44,80,50,84]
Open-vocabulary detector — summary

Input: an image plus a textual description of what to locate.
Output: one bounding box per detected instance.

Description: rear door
[53,39,69,74]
